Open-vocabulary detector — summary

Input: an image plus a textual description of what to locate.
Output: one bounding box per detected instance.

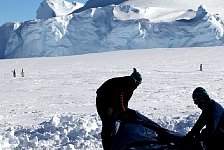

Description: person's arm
[112,88,126,113]
[187,112,206,138]
[120,92,126,112]
[204,109,222,137]
[124,91,133,108]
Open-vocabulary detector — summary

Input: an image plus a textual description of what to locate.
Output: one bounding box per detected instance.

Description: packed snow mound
[0,113,199,149]
[0,4,224,59]
[36,0,84,19]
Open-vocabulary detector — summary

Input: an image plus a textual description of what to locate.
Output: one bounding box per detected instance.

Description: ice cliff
[0,0,223,59]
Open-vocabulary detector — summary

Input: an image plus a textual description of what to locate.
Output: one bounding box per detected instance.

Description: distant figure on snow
[12,69,16,77]
[21,69,24,77]
[96,68,142,150]
[185,87,224,150]
[200,64,203,71]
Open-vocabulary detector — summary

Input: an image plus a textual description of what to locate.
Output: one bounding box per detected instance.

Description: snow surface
[0,46,224,149]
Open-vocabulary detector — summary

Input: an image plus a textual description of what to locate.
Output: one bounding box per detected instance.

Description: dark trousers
[97,110,117,150]
[100,120,115,150]
[96,96,116,150]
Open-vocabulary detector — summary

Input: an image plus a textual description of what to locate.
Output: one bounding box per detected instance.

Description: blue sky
[0,0,87,26]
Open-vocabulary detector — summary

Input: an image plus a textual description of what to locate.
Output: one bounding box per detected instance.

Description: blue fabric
[111,109,183,150]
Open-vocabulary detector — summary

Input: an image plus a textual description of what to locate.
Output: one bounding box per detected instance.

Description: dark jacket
[96,76,137,115]
[189,99,224,139]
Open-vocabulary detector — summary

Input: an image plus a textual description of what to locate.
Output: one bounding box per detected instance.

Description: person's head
[130,68,142,88]
[192,87,210,109]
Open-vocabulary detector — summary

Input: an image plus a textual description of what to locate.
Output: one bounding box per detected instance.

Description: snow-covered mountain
[36,0,84,19]
[0,0,224,59]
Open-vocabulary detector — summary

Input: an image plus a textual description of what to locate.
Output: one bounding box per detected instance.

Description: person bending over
[96,68,142,150]
[186,87,224,150]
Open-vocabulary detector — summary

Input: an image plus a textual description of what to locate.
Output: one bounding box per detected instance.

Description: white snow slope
[0,46,224,149]
[36,0,84,19]
[0,0,224,59]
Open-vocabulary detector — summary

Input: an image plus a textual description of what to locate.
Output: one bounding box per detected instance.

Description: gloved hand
[183,131,204,150]
[186,131,194,138]
[119,109,137,123]
[184,131,195,143]
[200,129,210,145]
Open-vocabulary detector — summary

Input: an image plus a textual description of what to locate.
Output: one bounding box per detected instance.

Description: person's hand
[186,131,194,138]
[118,109,137,123]
[200,129,209,143]
[107,107,113,116]
[186,130,203,140]
[184,131,196,144]
[118,113,131,122]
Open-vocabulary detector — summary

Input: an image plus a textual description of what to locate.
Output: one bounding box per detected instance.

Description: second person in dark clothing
[185,87,224,150]
[96,68,142,150]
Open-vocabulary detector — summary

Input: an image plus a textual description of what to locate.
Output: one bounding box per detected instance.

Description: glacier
[0,0,223,59]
